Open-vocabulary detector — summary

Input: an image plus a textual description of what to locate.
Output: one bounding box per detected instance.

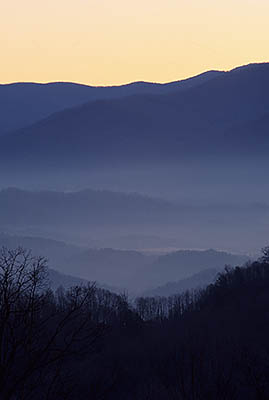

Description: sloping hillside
[0,63,268,169]
[0,71,221,134]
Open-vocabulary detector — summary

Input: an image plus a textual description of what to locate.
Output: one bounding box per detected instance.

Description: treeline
[1,246,269,399]
[0,247,136,400]
[135,257,269,321]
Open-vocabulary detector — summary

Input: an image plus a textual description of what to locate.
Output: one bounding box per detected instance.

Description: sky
[1,0,269,85]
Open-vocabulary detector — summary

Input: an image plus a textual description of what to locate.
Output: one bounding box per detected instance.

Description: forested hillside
[1,246,269,399]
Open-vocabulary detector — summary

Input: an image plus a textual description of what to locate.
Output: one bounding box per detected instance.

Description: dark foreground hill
[1,244,269,399]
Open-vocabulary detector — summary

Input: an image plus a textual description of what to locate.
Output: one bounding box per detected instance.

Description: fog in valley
[2,63,269,399]
[1,64,269,294]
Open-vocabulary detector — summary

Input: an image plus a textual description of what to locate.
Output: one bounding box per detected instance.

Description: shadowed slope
[0,70,221,134]
[0,63,268,170]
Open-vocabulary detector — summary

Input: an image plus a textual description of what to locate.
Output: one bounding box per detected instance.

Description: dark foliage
[1,246,269,399]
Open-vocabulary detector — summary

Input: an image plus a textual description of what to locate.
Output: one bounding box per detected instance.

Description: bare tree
[261,246,269,264]
[0,247,104,400]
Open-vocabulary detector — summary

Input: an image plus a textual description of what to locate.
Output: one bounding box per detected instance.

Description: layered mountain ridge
[1,63,269,170]
[0,70,221,134]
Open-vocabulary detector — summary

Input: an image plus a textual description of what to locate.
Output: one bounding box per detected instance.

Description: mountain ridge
[1,62,268,170]
[1,70,222,88]
[0,70,222,135]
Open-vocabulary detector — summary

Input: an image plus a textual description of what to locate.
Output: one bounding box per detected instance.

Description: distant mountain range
[1,64,269,255]
[0,71,221,135]
[47,268,118,293]
[0,232,148,291]
[142,268,219,297]
[0,233,248,292]
[139,249,248,289]
[1,187,268,232]
[1,187,269,255]
[0,187,180,228]
[1,63,269,170]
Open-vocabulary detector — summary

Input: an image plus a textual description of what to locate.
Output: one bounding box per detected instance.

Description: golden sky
[1,0,269,85]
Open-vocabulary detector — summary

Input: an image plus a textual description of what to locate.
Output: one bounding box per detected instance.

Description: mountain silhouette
[0,63,268,170]
[138,249,248,288]
[142,268,220,297]
[0,71,221,135]
[0,187,180,228]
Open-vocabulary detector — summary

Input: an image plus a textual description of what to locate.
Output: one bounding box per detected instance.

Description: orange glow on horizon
[1,0,269,85]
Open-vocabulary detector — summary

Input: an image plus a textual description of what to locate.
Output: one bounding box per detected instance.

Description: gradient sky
[1,0,269,85]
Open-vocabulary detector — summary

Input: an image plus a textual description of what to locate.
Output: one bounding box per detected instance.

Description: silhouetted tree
[0,247,105,400]
[261,246,269,263]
